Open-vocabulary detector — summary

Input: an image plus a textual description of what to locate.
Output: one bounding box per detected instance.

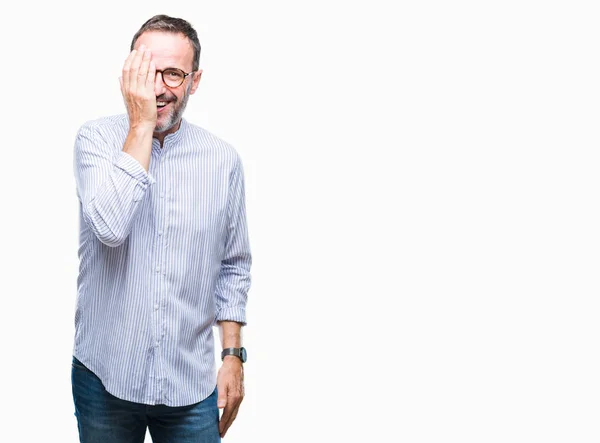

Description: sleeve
[214,155,252,325]
[73,124,155,247]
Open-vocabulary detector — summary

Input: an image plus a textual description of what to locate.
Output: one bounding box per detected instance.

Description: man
[71,15,251,442]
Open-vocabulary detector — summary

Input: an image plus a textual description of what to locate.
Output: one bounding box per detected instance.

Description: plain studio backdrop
[1,1,599,442]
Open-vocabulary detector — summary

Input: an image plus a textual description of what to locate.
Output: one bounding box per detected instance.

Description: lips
[157,101,172,113]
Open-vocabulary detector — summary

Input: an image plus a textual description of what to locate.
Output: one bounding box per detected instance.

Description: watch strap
[221,347,246,362]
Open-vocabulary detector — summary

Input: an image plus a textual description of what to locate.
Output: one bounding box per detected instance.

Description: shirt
[72,114,251,407]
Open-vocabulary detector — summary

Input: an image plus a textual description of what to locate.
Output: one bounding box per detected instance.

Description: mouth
[157,100,173,113]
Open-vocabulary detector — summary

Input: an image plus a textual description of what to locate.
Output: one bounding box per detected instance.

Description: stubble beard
[155,82,193,134]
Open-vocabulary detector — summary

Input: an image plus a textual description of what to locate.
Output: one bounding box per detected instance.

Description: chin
[155,118,176,134]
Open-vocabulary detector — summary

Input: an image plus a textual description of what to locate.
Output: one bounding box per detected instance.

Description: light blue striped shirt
[72,114,251,407]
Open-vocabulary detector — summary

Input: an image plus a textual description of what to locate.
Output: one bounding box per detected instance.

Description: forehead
[134,31,194,70]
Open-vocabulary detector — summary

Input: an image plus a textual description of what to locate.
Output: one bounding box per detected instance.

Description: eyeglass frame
[155,67,196,88]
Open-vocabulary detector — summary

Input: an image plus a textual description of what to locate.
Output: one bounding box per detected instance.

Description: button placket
[149,147,166,394]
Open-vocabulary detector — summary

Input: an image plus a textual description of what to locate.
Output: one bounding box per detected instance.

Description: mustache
[156,94,176,103]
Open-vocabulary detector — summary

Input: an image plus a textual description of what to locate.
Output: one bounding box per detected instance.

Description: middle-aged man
[71,14,251,442]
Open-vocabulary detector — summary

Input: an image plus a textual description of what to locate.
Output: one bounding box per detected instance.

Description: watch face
[240,347,247,362]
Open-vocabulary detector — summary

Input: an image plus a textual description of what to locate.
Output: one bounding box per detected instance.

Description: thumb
[217,386,227,409]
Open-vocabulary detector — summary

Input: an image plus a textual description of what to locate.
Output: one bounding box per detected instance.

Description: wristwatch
[221,347,247,363]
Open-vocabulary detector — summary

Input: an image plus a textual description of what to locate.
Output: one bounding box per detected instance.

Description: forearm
[214,158,251,322]
[122,124,154,171]
[85,112,154,245]
[75,124,155,247]
[81,154,152,246]
[217,321,243,349]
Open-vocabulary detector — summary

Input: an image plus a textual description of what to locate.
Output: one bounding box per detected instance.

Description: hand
[120,44,157,130]
[217,356,244,438]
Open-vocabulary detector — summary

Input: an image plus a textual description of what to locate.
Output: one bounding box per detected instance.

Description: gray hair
[130,15,201,71]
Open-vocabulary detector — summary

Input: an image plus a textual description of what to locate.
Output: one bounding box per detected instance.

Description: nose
[154,71,167,96]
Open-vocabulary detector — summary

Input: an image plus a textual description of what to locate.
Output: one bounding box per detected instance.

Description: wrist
[221,347,247,363]
[222,355,244,365]
[129,121,155,133]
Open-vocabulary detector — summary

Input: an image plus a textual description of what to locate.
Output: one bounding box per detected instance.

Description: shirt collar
[162,118,188,147]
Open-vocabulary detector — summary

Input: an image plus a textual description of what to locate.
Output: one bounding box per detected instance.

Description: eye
[164,69,183,79]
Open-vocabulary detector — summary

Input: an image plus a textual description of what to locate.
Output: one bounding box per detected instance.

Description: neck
[153,119,182,147]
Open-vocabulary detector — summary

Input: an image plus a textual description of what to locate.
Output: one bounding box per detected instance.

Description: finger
[128,44,146,92]
[220,387,243,436]
[137,48,152,87]
[220,404,241,438]
[217,382,228,409]
[219,403,233,434]
[147,60,157,91]
[122,50,137,92]
[119,76,128,107]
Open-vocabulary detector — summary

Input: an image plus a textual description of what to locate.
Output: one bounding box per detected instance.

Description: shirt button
[160,193,165,199]
[156,266,160,273]
[154,304,159,311]
[157,230,163,236]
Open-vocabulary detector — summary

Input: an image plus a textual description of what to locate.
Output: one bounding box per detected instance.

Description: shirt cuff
[216,306,247,325]
[114,151,156,185]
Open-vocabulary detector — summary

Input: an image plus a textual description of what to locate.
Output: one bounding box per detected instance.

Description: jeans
[72,357,221,443]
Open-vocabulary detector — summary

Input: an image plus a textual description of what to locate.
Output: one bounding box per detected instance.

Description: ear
[190,69,202,95]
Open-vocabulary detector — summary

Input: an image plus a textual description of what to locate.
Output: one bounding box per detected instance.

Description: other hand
[120,44,157,129]
[217,357,244,438]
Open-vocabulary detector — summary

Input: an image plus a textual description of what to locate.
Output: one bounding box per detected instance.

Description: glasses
[155,68,194,88]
